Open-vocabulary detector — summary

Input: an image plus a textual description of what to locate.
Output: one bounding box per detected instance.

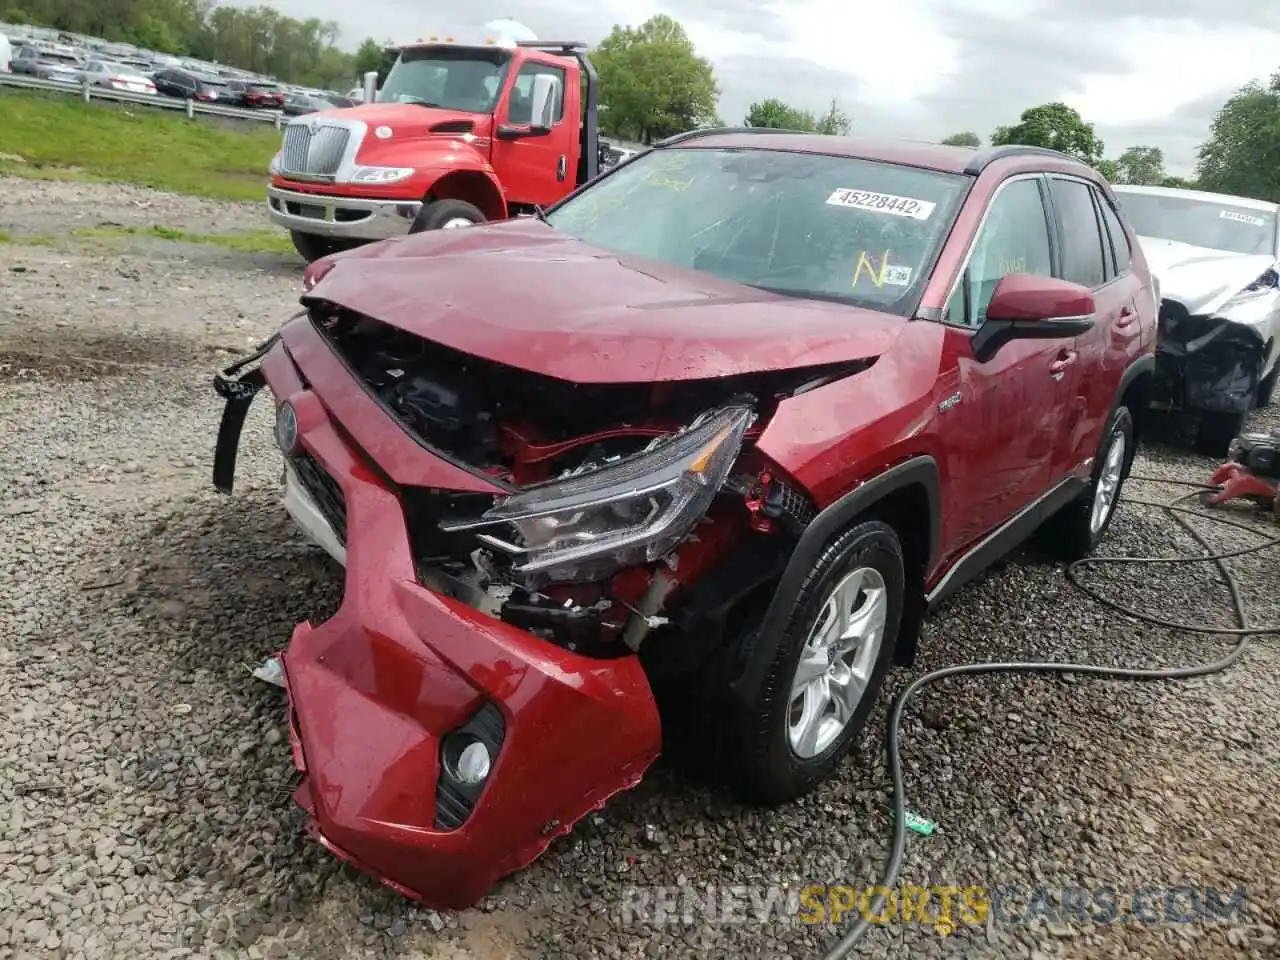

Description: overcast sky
[250,0,1280,176]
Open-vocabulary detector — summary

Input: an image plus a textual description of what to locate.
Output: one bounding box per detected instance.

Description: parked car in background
[10,43,81,82]
[1113,184,1280,453]
[213,134,1156,910]
[152,68,227,102]
[222,78,284,108]
[282,92,356,116]
[78,59,157,95]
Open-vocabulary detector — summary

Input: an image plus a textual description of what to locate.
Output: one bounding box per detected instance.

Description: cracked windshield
[546,148,967,314]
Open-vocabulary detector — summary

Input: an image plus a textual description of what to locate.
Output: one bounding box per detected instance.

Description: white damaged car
[1112,185,1280,453]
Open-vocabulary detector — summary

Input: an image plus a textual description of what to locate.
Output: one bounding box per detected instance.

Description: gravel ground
[1,174,1278,960]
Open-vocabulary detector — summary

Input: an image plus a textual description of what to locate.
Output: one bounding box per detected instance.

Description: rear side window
[1049,178,1108,289]
[1094,191,1132,277]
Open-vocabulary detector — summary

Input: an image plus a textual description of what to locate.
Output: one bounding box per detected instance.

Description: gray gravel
[1,175,1278,960]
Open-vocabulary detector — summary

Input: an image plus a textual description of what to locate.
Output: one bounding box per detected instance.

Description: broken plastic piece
[252,655,286,688]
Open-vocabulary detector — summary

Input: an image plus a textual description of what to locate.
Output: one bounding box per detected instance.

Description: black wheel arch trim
[728,455,940,705]
[1109,352,1155,439]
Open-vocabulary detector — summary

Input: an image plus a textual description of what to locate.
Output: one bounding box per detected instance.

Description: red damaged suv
[212,131,1156,909]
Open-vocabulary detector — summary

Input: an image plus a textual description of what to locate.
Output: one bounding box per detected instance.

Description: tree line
[4,3,1278,202]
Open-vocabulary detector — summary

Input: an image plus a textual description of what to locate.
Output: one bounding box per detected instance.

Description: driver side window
[945,178,1053,328]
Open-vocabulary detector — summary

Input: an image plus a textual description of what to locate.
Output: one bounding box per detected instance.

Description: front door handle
[556,155,567,181]
[1116,302,1137,328]
[1049,350,1077,380]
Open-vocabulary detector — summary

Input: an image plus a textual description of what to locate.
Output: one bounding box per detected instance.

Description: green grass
[69,224,294,254]
[0,230,10,243]
[0,90,281,201]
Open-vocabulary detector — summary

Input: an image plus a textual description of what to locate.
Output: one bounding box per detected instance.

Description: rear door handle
[1116,302,1137,328]
[1050,350,1077,380]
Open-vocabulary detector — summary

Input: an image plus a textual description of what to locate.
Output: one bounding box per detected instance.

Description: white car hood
[1137,235,1275,316]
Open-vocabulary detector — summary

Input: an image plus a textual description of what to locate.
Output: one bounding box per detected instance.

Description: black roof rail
[652,126,817,148]
[963,144,1083,175]
[516,40,588,52]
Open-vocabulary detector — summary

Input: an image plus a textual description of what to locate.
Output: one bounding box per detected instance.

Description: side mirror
[971,274,1096,362]
[529,72,559,131]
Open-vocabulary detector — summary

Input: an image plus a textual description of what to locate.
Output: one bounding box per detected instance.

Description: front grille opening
[292,451,347,544]
[281,122,351,179]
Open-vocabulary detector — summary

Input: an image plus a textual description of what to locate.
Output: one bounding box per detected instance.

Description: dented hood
[302,219,907,383]
[1137,235,1275,316]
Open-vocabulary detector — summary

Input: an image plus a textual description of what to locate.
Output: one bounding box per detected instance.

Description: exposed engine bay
[305,304,840,673]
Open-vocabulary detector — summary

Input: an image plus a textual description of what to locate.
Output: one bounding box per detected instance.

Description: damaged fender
[1155,300,1267,414]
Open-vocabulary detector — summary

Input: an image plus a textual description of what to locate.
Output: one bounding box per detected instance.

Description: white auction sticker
[1221,209,1265,227]
[827,188,936,220]
[881,264,914,286]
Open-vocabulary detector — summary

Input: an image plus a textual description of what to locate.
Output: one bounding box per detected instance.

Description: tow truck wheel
[408,199,487,234]
[703,520,904,805]
[289,231,351,264]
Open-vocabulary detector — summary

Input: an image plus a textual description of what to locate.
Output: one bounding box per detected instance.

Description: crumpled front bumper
[228,333,663,908]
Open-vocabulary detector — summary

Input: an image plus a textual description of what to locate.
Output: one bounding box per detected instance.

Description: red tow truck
[265,24,603,262]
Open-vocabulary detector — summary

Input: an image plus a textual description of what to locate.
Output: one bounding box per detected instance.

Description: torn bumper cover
[1152,302,1265,414]
[212,336,662,909]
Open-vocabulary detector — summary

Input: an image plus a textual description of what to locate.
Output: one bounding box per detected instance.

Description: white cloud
[1070,19,1278,127]
[237,0,1280,173]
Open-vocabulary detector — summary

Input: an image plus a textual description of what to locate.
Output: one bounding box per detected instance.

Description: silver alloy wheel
[1090,428,1127,536]
[441,217,475,229]
[787,566,887,759]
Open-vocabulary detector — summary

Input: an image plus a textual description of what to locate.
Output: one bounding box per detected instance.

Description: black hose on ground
[820,475,1280,960]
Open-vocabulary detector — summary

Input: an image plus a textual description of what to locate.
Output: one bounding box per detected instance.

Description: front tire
[289,231,353,264]
[1041,405,1133,560]
[1196,408,1247,457]
[710,520,903,805]
[408,199,486,234]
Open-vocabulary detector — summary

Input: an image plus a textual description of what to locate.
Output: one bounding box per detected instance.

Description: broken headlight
[442,403,755,585]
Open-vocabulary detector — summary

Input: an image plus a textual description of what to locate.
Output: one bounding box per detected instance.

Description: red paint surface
[304,217,905,383]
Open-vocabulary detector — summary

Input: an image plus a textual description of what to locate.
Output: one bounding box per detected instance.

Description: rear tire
[698,520,903,805]
[408,199,486,234]
[1257,365,1277,407]
[289,231,352,264]
[1040,405,1134,560]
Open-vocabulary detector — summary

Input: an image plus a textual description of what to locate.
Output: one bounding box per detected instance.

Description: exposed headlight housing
[269,151,282,175]
[442,403,755,585]
[349,165,415,184]
[1221,268,1278,311]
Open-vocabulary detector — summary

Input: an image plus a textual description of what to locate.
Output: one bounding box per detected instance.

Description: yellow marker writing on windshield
[853,250,892,287]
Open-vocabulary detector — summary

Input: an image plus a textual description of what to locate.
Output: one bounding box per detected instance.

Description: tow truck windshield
[378,46,510,113]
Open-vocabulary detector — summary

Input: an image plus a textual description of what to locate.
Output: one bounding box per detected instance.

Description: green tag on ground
[898,810,936,836]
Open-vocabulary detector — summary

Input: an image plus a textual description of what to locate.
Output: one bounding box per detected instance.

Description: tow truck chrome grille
[280,122,351,179]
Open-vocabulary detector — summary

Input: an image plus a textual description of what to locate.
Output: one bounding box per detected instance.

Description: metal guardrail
[0,72,286,127]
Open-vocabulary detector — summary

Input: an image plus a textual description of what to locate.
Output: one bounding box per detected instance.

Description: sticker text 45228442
[827,188,936,221]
